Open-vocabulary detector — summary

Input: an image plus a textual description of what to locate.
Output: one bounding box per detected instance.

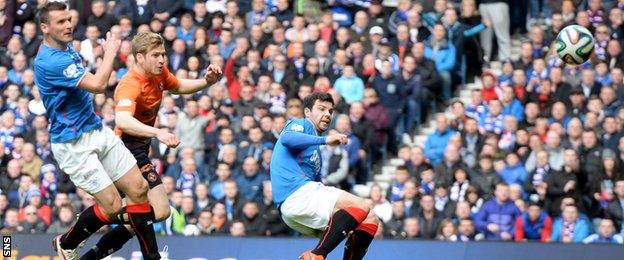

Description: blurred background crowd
[1,0,624,244]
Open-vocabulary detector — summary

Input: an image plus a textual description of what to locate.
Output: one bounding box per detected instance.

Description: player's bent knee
[100,195,123,218]
[364,212,380,225]
[126,179,150,203]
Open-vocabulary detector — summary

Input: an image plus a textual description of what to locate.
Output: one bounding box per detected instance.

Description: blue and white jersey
[34,43,101,143]
[270,118,327,206]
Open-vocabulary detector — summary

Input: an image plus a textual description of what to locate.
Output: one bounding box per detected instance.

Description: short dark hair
[38,1,68,24]
[396,165,409,173]
[303,92,334,111]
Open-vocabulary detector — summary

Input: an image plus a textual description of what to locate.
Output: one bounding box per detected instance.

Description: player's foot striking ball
[270,93,379,259]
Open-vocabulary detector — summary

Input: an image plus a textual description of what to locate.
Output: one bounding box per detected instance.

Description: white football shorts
[280,181,345,237]
[51,127,137,194]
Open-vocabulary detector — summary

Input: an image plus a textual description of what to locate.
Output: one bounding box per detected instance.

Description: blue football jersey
[34,43,101,143]
[270,118,327,206]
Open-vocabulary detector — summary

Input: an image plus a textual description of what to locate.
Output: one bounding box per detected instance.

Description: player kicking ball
[34,2,160,259]
[271,93,380,260]
[80,31,222,259]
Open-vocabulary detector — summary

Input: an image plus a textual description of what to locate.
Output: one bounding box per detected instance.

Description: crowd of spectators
[0,0,624,245]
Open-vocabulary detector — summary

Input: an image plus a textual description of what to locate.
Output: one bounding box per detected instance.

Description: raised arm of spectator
[463,23,487,38]
[171,64,223,94]
[224,53,238,85]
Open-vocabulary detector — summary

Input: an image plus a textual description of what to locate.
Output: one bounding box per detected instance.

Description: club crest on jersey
[63,64,80,78]
[290,123,304,132]
[158,82,164,90]
[118,99,132,107]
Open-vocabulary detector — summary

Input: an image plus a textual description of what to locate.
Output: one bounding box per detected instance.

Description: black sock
[127,203,160,260]
[60,205,109,250]
[343,229,375,260]
[110,206,129,225]
[311,208,367,257]
[80,225,134,260]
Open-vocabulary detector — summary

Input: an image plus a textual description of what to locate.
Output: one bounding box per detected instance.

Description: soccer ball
[556,25,595,65]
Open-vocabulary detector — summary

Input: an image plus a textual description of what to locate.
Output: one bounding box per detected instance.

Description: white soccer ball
[556,24,595,65]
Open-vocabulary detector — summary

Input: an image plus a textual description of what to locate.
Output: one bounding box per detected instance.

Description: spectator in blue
[375,39,401,73]
[500,153,527,188]
[372,60,406,155]
[550,204,591,243]
[424,23,456,102]
[479,99,505,135]
[605,179,624,235]
[466,89,489,121]
[273,0,294,26]
[388,0,412,35]
[176,13,197,47]
[422,0,446,28]
[246,0,270,29]
[8,54,27,86]
[514,202,553,242]
[210,163,232,201]
[334,66,365,104]
[501,85,525,122]
[548,101,571,129]
[235,157,266,204]
[425,113,455,166]
[176,158,201,195]
[600,87,621,116]
[474,182,522,241]
[583,218,624,244]
[400,55,424,135]
[218,29,236,59]
[386,166,411,203]
[334,114,362,171]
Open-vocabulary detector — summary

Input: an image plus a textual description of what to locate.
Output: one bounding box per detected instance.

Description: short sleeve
[114,79,140,114]
[162,66,180,91]
[39,51,86,89]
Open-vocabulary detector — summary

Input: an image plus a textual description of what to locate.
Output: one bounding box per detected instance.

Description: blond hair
[131,31,164,56]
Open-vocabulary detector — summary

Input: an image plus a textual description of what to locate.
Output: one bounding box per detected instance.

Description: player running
[80,31,222,259]
[271,93,380,260]
[34,2,160,259]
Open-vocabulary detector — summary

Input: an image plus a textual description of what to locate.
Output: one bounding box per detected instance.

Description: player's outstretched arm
[78,32,120,93]
[170,64,223,94]
[280,132,347,150]
[116,111,180,148]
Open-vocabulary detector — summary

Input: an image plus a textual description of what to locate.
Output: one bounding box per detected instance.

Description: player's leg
[82,184,171,259]
[99,128,160,260]
[342,211,379,260]
[306,191,371,258]
[51,140,123,260]
[113,166,160,259]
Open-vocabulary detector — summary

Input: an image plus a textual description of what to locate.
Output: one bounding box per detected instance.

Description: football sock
[80,225,133,260]
[127,202,161,260]
[311,207,368,257]
[343,223,378,260]
[60,204,110,250]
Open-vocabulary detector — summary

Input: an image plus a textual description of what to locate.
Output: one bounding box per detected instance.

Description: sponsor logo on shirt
[118,99,132,107]
[63,64,81,78]
[290,123,304,132]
